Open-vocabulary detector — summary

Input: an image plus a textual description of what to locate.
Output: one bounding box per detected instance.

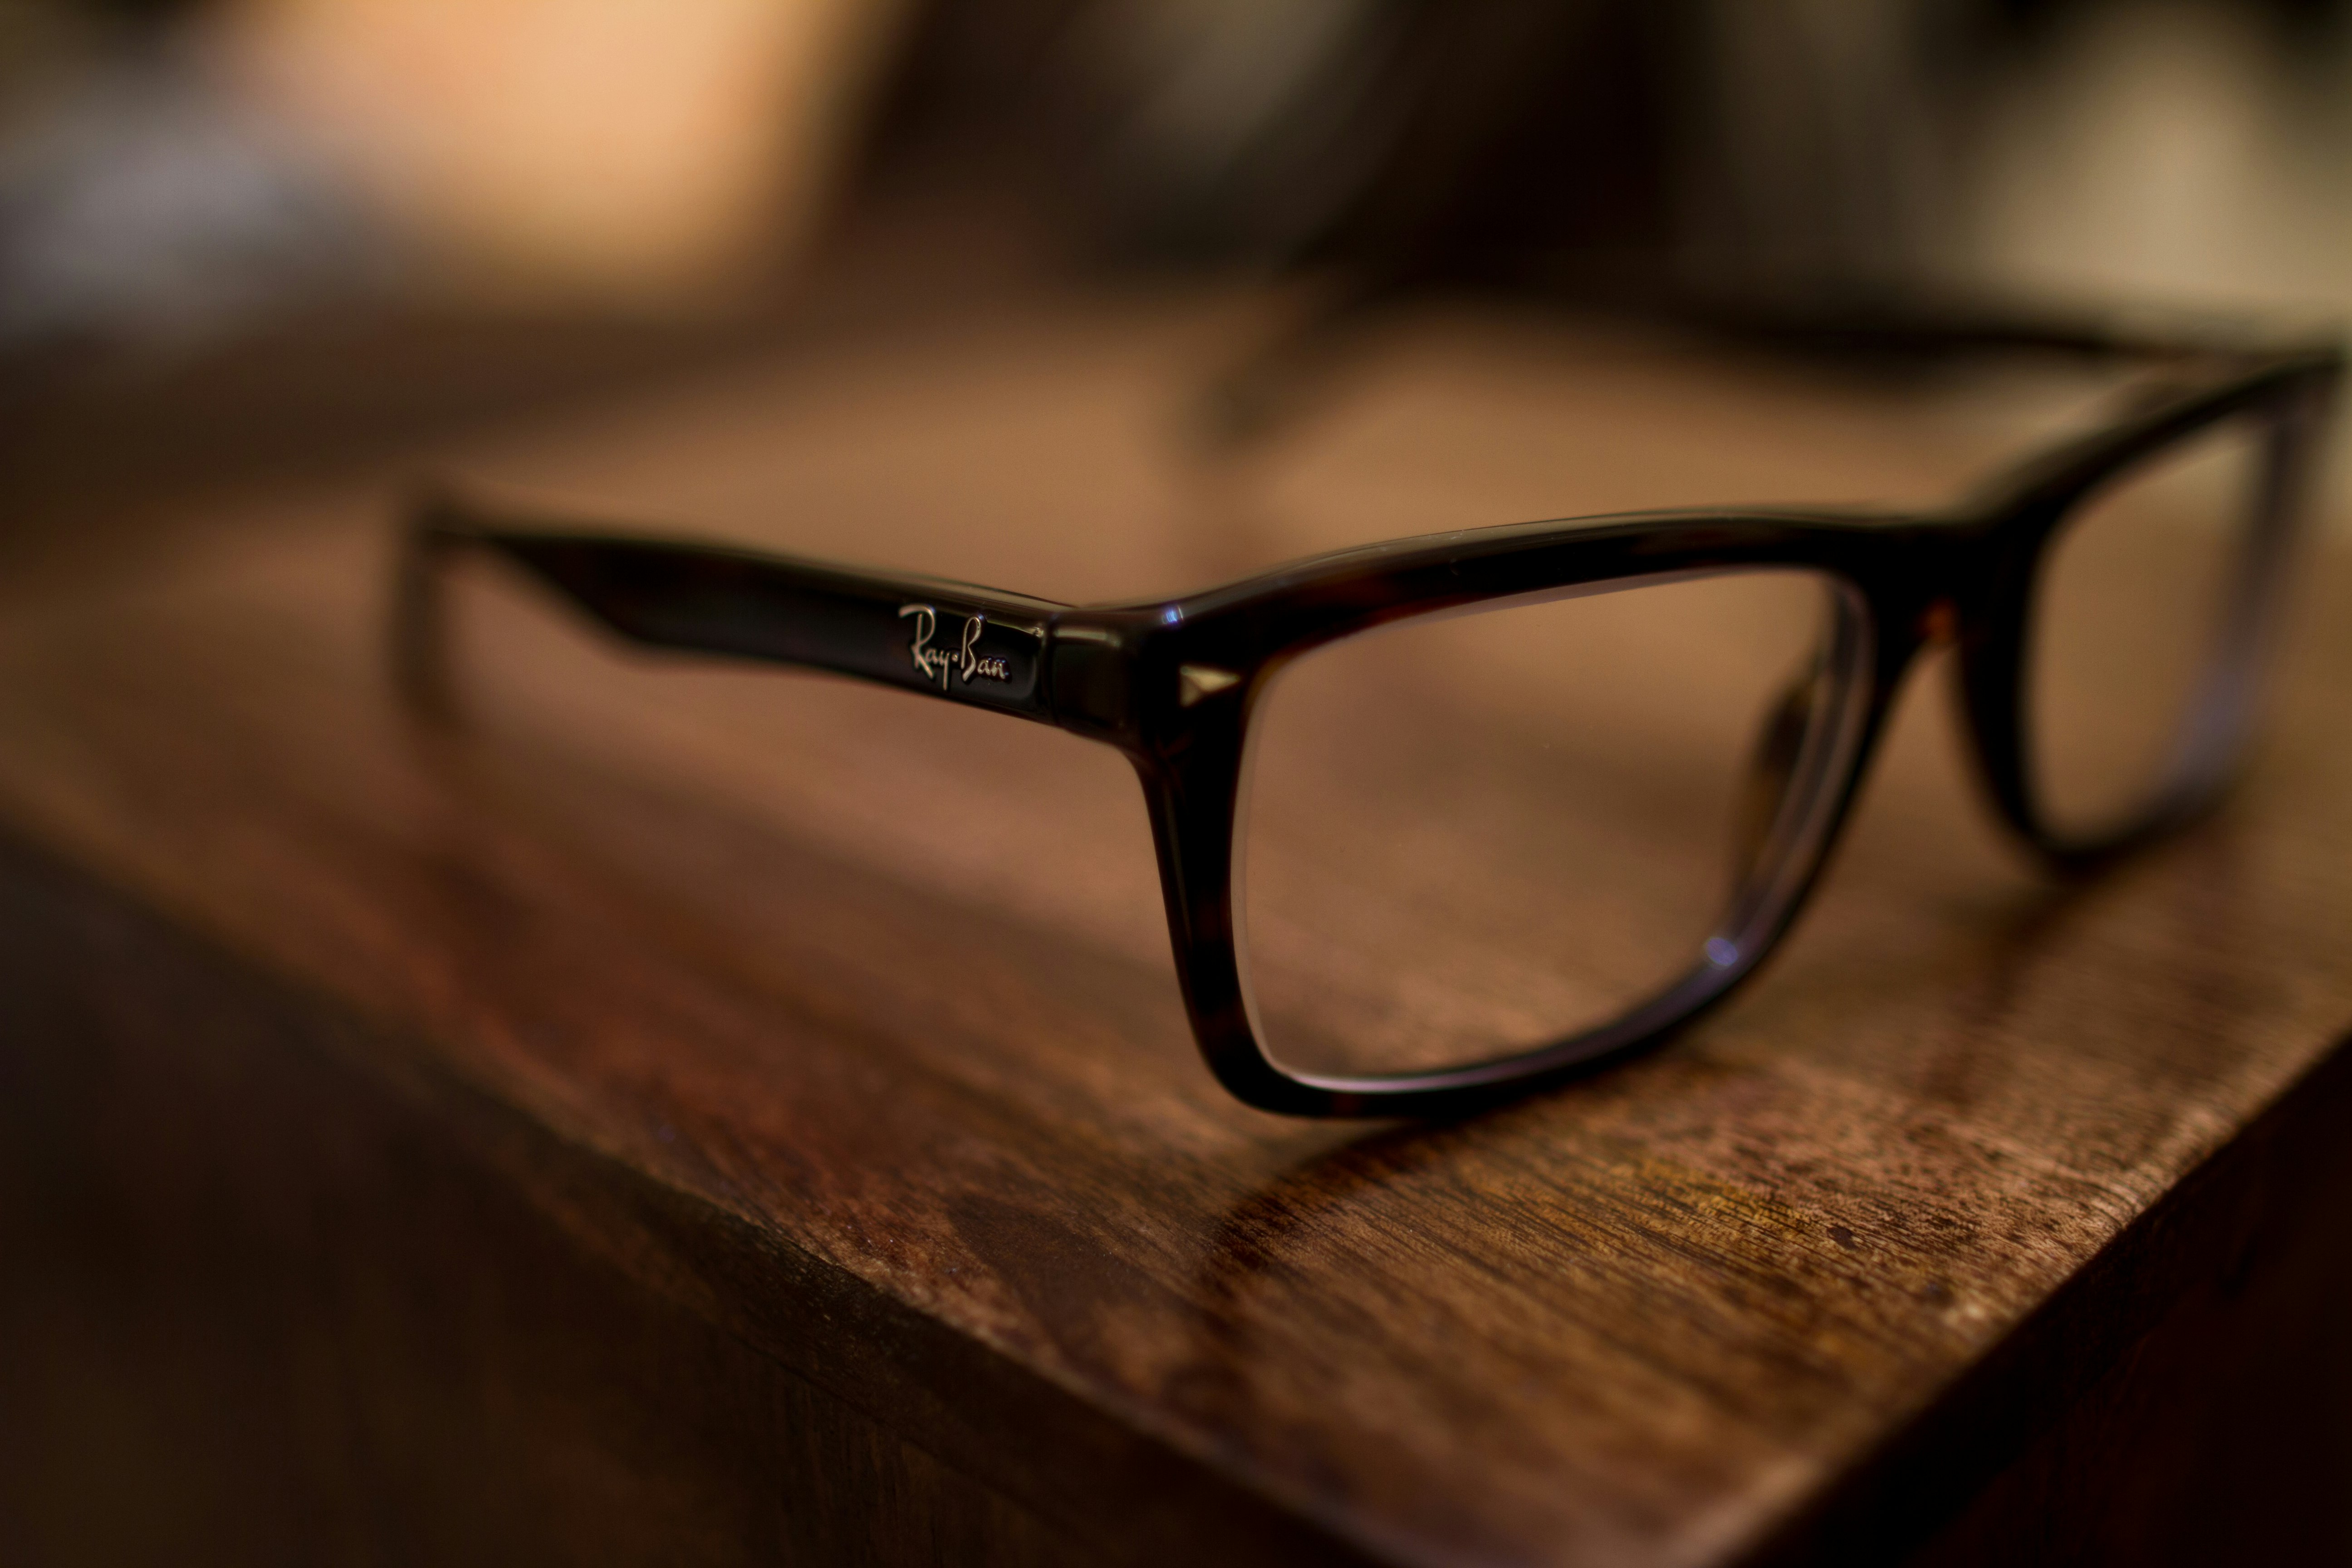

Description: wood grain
[2,294,2350,1565]
[0,829,1098,1568]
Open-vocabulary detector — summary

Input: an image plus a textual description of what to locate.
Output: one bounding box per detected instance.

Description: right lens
[2026,417,2269,842]
[1238,568,1866,1081]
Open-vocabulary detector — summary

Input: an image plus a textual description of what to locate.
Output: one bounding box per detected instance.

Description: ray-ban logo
[900,603,1009,689]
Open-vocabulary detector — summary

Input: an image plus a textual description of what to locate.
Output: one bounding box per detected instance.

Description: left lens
[2025,416,2272,843]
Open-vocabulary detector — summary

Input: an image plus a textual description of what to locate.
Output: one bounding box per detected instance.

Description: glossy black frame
[395,316,2341,1117]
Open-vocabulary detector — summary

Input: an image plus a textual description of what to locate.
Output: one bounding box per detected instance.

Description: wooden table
[3,294,2350,1566]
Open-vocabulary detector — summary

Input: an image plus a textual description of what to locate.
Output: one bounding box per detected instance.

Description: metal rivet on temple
[1178,665,1241,707]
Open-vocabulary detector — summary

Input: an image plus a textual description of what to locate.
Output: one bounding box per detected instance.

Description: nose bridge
[1858,515,1980,657]
[1917,598,1961,647]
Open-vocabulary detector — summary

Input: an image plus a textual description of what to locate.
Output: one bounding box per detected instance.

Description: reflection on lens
[1240,569,1850,1079]
[2028,420,2262,842]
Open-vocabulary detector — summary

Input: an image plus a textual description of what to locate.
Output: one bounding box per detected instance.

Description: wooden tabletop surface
[2,293,2348,1567]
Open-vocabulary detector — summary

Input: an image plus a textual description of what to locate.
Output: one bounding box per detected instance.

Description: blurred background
[2,0,2349,554]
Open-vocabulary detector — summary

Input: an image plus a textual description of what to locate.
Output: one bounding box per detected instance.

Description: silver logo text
[899,603,1009,690]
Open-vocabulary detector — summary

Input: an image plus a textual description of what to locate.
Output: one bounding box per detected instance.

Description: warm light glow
[225,0,910,303]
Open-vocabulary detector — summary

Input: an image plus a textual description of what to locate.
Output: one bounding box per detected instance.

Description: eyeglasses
[395,304,2341,1118]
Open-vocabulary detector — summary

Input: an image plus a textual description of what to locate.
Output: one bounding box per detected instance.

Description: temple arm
[395,491,1070,723]
[1198,278,2314,454]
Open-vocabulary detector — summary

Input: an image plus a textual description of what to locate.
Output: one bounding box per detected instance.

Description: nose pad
[1732,665,1820,886]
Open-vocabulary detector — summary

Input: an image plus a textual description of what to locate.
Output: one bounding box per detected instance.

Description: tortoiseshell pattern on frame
[396,309,2342,1117]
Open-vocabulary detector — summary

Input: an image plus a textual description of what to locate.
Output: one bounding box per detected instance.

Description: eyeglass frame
[393,311,2343,1118]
